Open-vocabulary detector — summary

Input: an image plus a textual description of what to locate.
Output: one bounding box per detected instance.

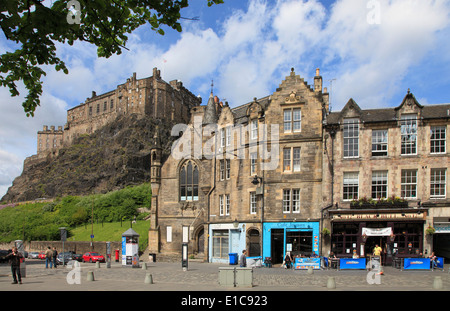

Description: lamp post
[251,175,264,259]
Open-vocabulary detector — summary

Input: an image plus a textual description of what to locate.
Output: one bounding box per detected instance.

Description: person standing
[6,247,23,284]
[239,249,247,267]
[52,247,58,268]
[45,246,53,269]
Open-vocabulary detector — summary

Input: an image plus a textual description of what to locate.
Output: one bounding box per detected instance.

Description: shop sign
[362,227,392,236]
[332,212,424,221]
[403,258,430,270]
[435,223,450,233]
[294,257,321,270]
[339,258,366,270]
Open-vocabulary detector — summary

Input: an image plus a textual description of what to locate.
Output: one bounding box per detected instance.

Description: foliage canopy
[0,0,223,116]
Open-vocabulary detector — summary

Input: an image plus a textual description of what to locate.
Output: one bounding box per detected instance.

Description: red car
[82,252,105,263]
[38,251,46,260]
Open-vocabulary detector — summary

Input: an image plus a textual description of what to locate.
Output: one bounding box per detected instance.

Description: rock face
[2,114,176,203]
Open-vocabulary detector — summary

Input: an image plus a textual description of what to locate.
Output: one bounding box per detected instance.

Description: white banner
[362,227,392,236]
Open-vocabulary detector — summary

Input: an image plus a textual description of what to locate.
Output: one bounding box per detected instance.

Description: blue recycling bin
[229,253,238,265]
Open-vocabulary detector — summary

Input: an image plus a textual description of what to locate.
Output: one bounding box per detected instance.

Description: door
[197,228,204,254]
[271,229,284,264]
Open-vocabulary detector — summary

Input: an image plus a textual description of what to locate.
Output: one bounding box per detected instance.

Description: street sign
[90,235,94,239]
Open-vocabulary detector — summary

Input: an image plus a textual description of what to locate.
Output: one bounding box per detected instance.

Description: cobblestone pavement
[1,260,449,292]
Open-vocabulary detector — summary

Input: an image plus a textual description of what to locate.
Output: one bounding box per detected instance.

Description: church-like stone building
[149,68,331,263]
[149,68,450,264]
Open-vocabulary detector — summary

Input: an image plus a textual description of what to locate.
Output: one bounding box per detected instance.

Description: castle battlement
[36,68,201,157]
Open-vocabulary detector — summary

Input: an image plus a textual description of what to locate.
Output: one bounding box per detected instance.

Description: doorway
[271,229,284,264]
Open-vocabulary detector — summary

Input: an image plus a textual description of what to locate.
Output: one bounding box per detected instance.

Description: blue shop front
[262,222,320,264]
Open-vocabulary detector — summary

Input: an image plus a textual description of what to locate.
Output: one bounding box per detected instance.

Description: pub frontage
[327,206,428,265]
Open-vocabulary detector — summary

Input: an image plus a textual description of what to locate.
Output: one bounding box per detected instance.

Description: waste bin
[229,253,238,265]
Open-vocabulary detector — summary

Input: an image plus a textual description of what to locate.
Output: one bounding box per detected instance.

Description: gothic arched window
[180,161,199,201]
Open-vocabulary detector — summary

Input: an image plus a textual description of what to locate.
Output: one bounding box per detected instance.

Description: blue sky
[1,0,450,198]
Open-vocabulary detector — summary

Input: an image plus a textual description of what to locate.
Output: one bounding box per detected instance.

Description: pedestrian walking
[52,247,58,268]
[240,249,247,267]
[6,247,23,284]
[45,246,53,269]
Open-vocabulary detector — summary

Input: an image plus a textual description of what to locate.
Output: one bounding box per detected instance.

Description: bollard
[327,276,336,289]
[87,271,95,282]
[95,261,100,268]
[433,276,443,290]
[142,262,147,270]
[307,266,314,275]
[145,273,153,284]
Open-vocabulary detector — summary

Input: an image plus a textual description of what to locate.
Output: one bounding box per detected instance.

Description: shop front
[328,208,427,265]
[262,222,320,264]
[433,217,450,260]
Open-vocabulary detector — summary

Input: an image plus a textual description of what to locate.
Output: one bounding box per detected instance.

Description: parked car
[0,249,11,263]
[56,251,83,265]
[82,252,105,263]
[28,251,40,259]
[38,251,46,260]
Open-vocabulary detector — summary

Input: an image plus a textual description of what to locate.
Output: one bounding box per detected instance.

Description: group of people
[44,246,59,269]
[282,252,319,269]
[5,245,59,285]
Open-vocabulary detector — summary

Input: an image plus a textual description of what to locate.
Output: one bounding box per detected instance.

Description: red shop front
[328,208,427,265]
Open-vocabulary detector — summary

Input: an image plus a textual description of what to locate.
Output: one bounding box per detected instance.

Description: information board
[294,257,321,270]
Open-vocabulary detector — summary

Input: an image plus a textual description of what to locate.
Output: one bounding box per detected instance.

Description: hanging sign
[362,227,392,236]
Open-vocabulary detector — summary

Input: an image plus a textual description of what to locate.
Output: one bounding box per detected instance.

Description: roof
[122,228,140,237]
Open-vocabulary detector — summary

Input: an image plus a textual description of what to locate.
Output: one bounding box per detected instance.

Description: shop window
[393,223,422,256]
[212,230,229,258]
[286,231,312,257]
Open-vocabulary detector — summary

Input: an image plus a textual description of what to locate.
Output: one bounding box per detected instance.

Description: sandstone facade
[150,69,450,264]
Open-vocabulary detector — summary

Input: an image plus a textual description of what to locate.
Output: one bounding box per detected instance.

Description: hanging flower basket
[425,226,436,235]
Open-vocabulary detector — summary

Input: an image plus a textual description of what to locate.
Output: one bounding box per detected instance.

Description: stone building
[149,68,331,263]
[322,91,450,264]
[37,125,64,155]
[37,68,200,157]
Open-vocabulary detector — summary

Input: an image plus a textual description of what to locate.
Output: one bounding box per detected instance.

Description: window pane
[343,172,359,200]
[293,147,301,172]
[293,109,301,132]
[343,119,359,157]
[283,148,291,171]
[284,110,291,133]
[372,171,387,199]
[431,168,446,198]
[401,115,417,155]
[372,130,388,157]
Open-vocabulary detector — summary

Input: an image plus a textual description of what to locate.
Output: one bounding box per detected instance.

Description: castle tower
[149,127,162,253]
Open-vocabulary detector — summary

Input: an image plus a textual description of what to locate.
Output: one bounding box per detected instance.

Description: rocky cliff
[1,114,176,203]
